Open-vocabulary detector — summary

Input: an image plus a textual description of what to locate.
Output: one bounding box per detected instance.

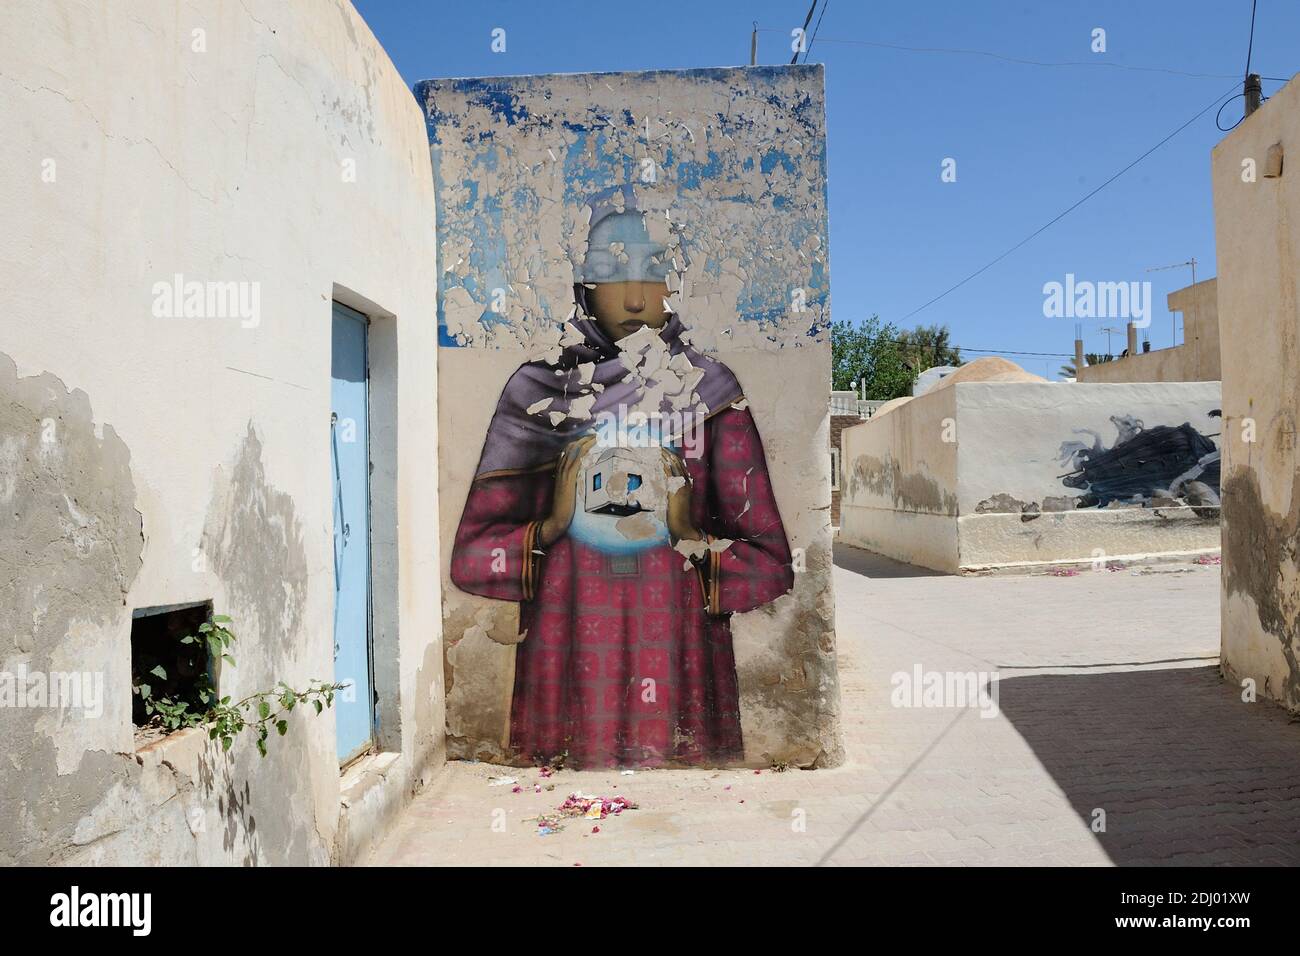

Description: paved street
[370,544,1300,866]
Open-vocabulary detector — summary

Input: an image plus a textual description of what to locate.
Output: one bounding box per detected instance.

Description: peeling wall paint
[1,0,444,864]
[0,353,144,864]
[424,66,841,768]
[204,425,310,646]
[419,67,830,353]
[1212,74,1300,711]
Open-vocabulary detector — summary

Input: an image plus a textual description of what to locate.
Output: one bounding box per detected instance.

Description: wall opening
[130,600,214,745]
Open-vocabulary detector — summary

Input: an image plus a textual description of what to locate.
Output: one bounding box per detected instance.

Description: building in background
[1075,278,1220,384]
[839,358,1221,573]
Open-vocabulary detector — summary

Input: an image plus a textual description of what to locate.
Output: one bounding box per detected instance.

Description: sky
[353,0,1297,380]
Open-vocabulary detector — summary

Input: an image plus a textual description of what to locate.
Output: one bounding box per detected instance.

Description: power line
[790,1,817,66]
[1245,0,1258,76]
[945,346,1073,358]
[756,28,1289,82]
[835,327,1074,358]
[897,81,1240,322]
[803,0,828,63]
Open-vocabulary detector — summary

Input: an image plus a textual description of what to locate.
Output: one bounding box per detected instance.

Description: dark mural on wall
[1056,412,1221,509]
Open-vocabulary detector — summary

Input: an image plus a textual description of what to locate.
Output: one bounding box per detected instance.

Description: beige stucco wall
[1076,278,1220,384]
[839,389,961,573]
[0,0,443,864]
[1212,74,1300,711]
[839,382,1221,573]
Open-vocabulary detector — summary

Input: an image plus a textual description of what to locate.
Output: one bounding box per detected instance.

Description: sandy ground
[369,544,1300,866]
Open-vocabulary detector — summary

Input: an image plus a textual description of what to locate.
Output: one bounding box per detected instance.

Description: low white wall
[0,0,442,865]
[839,381,1221,573]
[839,389,960,573]
[955,382,1221,569]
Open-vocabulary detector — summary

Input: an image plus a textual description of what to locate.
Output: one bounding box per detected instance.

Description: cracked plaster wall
[423,66,841,768]
[1212,74,1300,710]
[1,0,442,864]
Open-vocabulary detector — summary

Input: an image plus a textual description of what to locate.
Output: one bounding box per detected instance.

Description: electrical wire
[1216,92,1256,132]
[803,0,828,63]
[1245,0,1258,76]
[896,81,1241,322]
[755,27,1290,82]
[832,327,1075,359]
[790,1,817,65]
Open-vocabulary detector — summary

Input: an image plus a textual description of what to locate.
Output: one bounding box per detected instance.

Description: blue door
[330,302,374,762]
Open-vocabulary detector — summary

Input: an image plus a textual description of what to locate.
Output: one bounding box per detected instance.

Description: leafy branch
[132,614,347,757]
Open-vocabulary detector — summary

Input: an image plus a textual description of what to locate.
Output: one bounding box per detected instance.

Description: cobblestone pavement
[370,544,1300,866]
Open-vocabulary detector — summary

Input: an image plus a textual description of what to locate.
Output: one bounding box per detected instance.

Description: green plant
[132,613,347,757]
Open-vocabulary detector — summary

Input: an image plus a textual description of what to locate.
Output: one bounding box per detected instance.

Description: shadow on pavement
[999,664,1300,865]
[833,541,947,579]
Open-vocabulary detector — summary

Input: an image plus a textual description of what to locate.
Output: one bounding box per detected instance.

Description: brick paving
[370,544,1300,866]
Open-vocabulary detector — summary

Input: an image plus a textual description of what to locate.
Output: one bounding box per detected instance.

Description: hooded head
[575,186,679,342]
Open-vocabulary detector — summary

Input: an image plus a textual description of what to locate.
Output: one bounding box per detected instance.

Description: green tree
[831,315,915,400]
[895,323,963,374]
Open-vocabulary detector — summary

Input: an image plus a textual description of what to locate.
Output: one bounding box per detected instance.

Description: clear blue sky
[353,0,1296,379]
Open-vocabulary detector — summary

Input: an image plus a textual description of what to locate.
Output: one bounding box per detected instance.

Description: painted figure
[449,188,794,768]
[1057,412,1221,508]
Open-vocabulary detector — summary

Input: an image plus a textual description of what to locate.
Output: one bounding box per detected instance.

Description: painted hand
[661,447,702,543]
[539,434,596,547]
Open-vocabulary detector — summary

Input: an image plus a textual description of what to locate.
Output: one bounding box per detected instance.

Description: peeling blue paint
[416,66,830,347]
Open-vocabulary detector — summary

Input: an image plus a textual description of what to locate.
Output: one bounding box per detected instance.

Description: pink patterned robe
[450,402,793,768]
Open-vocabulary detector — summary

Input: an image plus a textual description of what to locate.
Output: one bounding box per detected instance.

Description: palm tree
[1059,353,1114,378]
[896,324,962,373]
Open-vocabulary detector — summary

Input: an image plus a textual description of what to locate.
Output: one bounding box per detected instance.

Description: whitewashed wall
[0,0,442,865]
[840,382,1221,572]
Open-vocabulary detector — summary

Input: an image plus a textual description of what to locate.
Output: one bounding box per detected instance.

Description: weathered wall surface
[421,66,841,768]
[839,382,1221,572]
[1076,278,1219,384]
[1212,75,1300,711]
[0,0,442,864]
[956,382,1221,569]
[839,391,960,572]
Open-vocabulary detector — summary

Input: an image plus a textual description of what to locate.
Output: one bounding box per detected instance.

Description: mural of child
[449,186,795,768]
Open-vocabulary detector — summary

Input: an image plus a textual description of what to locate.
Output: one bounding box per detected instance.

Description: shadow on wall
[998,665,1300,865]
[832,541,946,579]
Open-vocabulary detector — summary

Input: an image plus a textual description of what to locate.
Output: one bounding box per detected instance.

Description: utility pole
[1245,73,1262,116]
